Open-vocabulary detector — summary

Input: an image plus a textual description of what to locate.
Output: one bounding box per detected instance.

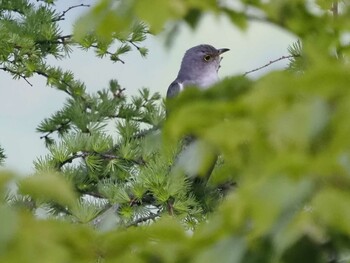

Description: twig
[57,150,144,169]
[243,54,299,76]
[90,44,125,64]
[34,69,72,96]
[35,35,73,45]
[39,120,71,140]
[0,66,33,86]
[58,152,87,168]
[128,40,140,50]
[53,4,90,22]
[126,212,160,227]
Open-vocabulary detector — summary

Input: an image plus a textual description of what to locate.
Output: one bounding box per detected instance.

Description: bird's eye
[203,55,211,62]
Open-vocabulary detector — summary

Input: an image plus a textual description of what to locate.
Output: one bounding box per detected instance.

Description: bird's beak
[217,48,230,55]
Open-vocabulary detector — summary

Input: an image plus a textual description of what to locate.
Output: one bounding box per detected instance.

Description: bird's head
[178,44,229,87]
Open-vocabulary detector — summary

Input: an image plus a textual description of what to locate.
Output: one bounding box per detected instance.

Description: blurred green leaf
[316,0,333,10]
[0,205,18,253]
[194,236,246,263]
[312,188,350,235]
[18,172,76,208]
[134,0,186,33]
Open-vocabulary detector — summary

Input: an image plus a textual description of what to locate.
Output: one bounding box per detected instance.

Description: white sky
[0,1,295,174]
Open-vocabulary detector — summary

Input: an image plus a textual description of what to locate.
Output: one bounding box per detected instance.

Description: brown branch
[58,152,87,168]
[57,150,145,169]
[0,66,33,86]
[128,40,140,50]
[39,120,71,140]
[34,70,72,96]
[35,35,73,45]
[53,4,90,22]
[243,54,299,76]
[126,212,160,227]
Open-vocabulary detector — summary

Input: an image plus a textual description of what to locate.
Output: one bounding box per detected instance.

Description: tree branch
[243,54,300,76]
[90,44,125,64]
[53,4,90,22]
[58,152,87,168]
[126,212,160,227]
[0,66,33,86]
[34,69,72,96]
[57,150,145,169]
[128,40,141,50]
[35,35,73,45]
[39,120,71,140]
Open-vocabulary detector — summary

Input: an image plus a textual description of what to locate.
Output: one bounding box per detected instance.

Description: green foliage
[2,0,350,262]
[0,146,5,166]
[0,0,148,87]
[75,0,219,37]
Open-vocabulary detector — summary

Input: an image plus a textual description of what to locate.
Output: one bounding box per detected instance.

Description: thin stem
[40,120,71,140]
[0,66,33,86]
[53,4,90,22]
[90,44,125,64]
[243,54,300,76]
[128,40,140,50]
[126,212,160,227]
[34,70,72,96]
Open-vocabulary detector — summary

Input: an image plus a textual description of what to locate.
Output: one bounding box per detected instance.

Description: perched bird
[167,44,229,98]
[166,44,229,184]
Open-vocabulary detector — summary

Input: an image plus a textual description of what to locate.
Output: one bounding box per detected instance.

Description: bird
[166,44,229,98]
[166,44,229,201]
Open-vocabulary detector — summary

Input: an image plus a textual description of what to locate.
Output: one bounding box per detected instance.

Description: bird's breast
[196,74,219,89]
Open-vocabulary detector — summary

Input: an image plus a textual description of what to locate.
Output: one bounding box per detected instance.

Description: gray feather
[166,81,182,98]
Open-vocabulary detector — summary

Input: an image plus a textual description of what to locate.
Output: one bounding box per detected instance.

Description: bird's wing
[166,81,183,98]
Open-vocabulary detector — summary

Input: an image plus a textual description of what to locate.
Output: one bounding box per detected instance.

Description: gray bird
[166,44,229,181]
[166,44,229,98]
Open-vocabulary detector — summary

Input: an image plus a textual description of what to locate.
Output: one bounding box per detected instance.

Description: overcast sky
[0,1,295,174]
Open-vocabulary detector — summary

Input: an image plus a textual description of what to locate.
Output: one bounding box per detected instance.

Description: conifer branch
[243,54,300,76]
[57,151,145,169]
[39,120,71,140]
[128,40,141,50]
[90,44,126,64]
[35,35,73,45]
[33,69,73,96]
[108,114,154,125]
[0,146,6,166]
[0,66,33,86]
[58,152,87,168]
[127,212,160,227]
